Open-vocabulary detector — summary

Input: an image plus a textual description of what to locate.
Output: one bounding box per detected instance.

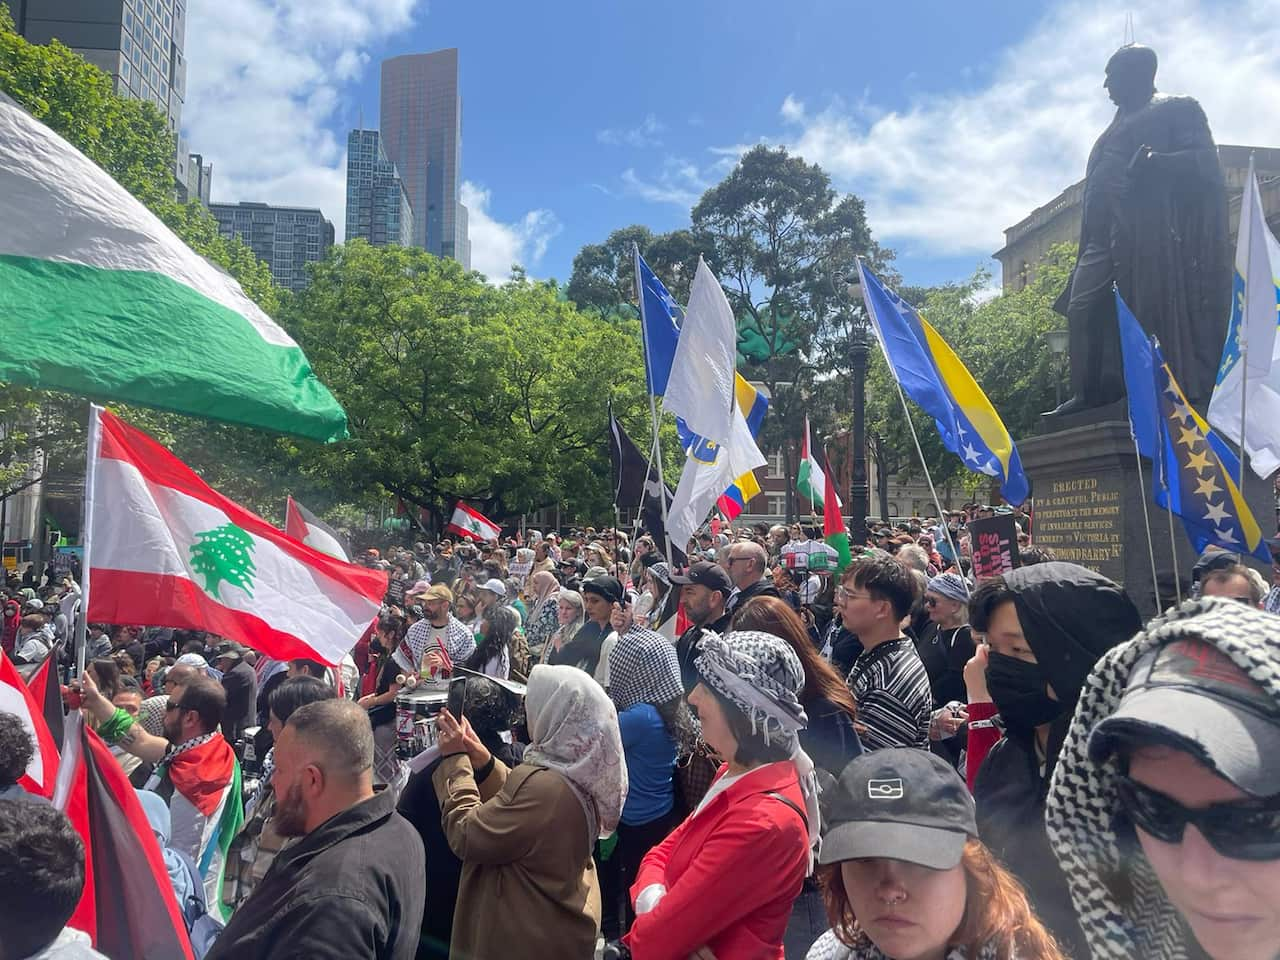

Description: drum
[394,684,450,759]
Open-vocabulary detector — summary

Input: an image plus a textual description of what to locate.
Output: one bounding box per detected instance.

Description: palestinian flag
[285,495,350,561]
[54,713,195,958]
[87,406,387,665]
[159,735,243,921]
[23,648,65,749]
[796,415,841,512]
[823,447,853,573]
[0,649,58,797]
[447,502,502,542]
[0,93,347,443]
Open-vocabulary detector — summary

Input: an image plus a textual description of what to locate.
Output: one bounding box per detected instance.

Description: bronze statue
[1047,44,1230,416]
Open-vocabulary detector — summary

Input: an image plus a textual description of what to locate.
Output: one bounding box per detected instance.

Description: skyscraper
[209,202,334,293]
[380,49,470,269]
[16,0,187,141]
[345,130,415,248]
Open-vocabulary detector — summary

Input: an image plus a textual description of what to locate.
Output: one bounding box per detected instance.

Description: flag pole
[634,243,674,567]
[888,377,968,596]
[1129,435,1164,611]
[74,404,103,678]
[1164,496,1183,605]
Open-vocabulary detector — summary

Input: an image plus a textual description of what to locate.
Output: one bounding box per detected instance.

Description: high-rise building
[209,202,334,293]
[182,152,213,206]
[345,130,414,248]
[380,49,470,269]
[16,0,187,146]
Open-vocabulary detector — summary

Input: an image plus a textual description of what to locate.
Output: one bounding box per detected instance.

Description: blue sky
[183,0,1280,288]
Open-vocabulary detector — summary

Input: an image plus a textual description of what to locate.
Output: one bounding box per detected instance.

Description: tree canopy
[285,241,652,524]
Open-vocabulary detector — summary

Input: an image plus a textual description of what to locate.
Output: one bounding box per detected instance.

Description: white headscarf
[523,664,628,842]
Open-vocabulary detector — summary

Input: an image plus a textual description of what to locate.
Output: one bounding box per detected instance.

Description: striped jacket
[847,637,932,751]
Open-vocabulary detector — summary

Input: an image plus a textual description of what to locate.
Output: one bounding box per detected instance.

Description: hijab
[523,664,628,842]
[526,570,560,623]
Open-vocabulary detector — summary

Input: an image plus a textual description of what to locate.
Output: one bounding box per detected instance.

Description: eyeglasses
[924,597,939,608]
[165,699,186,712]
[836,587,873,602]
[1115,775,1280,861]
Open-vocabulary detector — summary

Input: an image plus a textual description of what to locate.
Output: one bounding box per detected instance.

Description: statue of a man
[1047,45,1230,416]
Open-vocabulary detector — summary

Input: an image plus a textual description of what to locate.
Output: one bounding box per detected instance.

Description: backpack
[169,846,224,959]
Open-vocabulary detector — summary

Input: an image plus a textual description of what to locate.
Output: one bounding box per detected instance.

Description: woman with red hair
[809,748,1064,960]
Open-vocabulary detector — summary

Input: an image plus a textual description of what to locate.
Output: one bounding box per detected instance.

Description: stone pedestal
[1019,419,1274,620]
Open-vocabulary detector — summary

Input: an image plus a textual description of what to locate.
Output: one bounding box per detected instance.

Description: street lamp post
[1045,328,1070,409]
[841,274,872,548]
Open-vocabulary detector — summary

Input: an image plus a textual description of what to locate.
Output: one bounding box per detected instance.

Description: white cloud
[182,0,422,240]
[768,0,1280,258]
[620,158,711,208]
[598,113,665,147]
[460,181,561,282]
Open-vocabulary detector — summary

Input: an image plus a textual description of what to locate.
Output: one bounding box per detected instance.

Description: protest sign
[968,515,1020,579]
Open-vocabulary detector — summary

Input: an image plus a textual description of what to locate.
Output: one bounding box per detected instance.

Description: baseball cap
[1089,637,1280,796]
[818,748,977,869]
[405,578,433,597]
[581,575,624,605]
[212,641,243,664]
[478,578,507,598]
[669,561,733,595]
[422,583,454,604]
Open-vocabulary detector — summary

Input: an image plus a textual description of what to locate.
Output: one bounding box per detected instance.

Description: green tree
[566,225,710,320]
[287,241,651,524]
[0,7,297,526]
[692,145,891,518]
[866,243,1078,503]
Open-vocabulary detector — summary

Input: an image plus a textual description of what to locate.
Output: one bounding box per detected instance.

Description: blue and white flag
[1208,156,1280,477]
[634,246,682,396]
[662,257,738,445]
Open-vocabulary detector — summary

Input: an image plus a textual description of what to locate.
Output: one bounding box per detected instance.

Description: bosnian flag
[285,495,349,561]
[0,649,58,797]
[54,713,195,958]
[86,406,387,665]
[447,502,502,542]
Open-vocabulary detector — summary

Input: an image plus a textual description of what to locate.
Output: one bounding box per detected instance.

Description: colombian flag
[857,263,1029,505]
[716,375,769,519]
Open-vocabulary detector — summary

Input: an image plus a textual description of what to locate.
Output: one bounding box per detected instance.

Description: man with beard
[403,584,476,679]
[670,561,733,693]
[967,562,1141,957]
[80,669,241,907]
[204,699,425,960]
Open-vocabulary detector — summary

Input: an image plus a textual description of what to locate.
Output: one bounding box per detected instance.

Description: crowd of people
[3,508,1280,960]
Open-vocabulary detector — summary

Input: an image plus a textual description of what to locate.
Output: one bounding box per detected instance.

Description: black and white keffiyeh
[806,929,1000,960]
[1046,597,1280,960]
[607,625,683,713]
[695,629,821,870]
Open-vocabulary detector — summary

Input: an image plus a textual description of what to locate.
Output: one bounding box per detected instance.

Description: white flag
[1208,157,1280,477]
[662,257,738,444]
[667,407,767,550]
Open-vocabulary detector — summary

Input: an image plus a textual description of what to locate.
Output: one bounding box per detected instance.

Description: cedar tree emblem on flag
[189,523,257,600]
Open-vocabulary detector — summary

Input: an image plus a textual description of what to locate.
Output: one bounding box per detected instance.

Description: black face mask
[370,637,385,654]
[985,651,1064,733]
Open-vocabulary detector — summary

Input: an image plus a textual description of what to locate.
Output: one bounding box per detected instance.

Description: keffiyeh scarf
[1046,597,1280,960]
[694,629,821,870]
[607,626,683,713]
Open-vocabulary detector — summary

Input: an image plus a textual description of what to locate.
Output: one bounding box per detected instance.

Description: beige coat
[433,754,600,960]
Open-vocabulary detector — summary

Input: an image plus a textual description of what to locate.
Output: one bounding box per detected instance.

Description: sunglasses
[924,597,939,608]
[1116,775,1280,861]
[164,699,187,712]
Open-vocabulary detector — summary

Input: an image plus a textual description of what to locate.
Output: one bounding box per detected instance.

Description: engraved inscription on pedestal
[1033,473,1125,583]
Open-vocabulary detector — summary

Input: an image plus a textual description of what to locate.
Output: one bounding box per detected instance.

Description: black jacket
[676,611,732,693]
[726,578,780,617]
[975,734,1086,958]
[205,788,426,960]
[220,660,257,745]
[913,624,975,709]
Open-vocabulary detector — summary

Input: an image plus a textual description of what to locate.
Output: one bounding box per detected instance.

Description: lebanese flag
[285,495,350,561]
[54,713,194,959]
[446,502,501,542]
[0,650,58,797]
[86,406,388,665]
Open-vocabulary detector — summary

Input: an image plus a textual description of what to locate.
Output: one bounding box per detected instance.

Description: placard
[968,515,1020,580]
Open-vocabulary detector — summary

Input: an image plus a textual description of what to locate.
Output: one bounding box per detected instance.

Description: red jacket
[625,761,809,960]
